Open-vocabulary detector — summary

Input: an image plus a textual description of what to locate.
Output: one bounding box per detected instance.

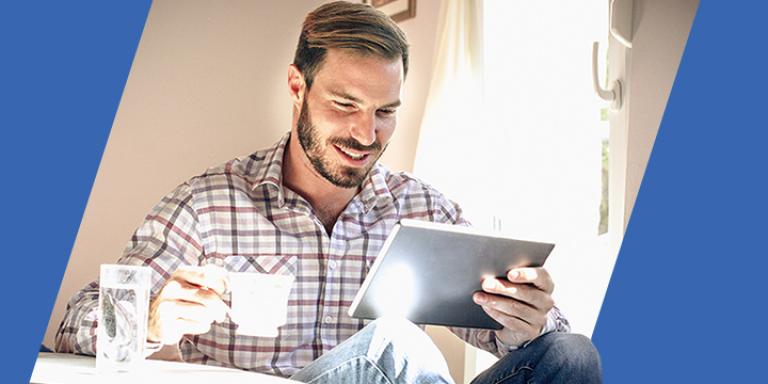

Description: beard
[297,98,385,189]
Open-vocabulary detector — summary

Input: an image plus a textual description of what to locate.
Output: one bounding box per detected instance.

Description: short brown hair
[293,1,409,89]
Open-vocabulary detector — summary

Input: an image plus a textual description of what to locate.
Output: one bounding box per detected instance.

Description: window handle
[592,41,623,111]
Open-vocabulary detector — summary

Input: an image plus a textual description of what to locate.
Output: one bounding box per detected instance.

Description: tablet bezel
[348,219,555,329]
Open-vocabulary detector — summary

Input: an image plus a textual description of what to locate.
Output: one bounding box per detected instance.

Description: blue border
[0,1,150,380]
[593,1,768,382]
[3,0,767,381]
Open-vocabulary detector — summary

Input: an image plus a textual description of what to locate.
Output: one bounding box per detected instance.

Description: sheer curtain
[414,0,611,341]
[412,0,492,226]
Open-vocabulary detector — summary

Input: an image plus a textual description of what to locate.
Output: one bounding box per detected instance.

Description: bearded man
[57,2,601,383]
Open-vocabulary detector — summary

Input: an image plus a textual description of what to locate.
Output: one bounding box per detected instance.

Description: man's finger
[481,306,539,338]
[507,267,554,293]
[173,265,229,296]
[158,286,228,318]
[161,278,223,306]
[167,300,220,324]
[176,318,213,336]
[473,292,543,325]
[480,278,554,311]
[160,318,212,344]
[160,279,200,303]
[152,298,225,344]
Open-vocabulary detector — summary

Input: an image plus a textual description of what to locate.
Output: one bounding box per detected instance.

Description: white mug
[228,272,294,337]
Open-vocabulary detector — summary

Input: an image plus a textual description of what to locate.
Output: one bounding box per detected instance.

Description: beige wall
[45,0,444,357]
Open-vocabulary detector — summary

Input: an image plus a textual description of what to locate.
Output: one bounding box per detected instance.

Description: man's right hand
[147,265,230,345]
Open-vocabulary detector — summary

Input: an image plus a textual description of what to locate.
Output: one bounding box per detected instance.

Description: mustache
[329,137,382,152]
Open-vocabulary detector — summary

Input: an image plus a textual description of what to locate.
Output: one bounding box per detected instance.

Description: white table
[31,353,300,383]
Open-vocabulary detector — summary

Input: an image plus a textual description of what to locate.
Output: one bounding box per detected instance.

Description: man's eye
[377,108,396,116]
[334,101,354,110]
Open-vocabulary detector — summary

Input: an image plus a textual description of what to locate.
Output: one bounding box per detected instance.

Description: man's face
[296,49,403,189]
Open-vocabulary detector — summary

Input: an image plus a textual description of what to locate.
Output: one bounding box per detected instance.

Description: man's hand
[147,265,230,345]
[472,267,555,347]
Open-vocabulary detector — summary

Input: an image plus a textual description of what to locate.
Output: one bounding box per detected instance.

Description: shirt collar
[249,132,394,211]
[358,163,394,212]
[250,132,290,207]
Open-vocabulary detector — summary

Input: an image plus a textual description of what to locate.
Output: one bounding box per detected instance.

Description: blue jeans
[470,333,602,384]
[290,318,602,384]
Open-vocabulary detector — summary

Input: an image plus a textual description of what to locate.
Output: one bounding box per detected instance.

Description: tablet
[348,219,555,329]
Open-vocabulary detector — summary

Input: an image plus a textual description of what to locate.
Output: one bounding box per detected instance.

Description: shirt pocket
[222,254,298,277]
[215,255,299,343]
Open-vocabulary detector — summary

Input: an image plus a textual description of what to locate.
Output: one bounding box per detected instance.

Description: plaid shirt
[56,133,569,377]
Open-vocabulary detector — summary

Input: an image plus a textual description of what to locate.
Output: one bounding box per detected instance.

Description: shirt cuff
[143,340,163,358]
[496,308,562,352]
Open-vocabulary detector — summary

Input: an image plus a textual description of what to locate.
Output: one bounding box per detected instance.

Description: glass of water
[97,264,152,372]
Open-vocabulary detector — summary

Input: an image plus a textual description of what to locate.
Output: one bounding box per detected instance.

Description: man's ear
[288,64,306,107]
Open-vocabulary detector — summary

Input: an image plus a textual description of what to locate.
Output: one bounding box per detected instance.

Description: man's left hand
[472,267,555,347]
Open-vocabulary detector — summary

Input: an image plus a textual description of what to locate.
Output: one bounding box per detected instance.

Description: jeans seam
[363,356,395,384]
[304,355,394,384]
[492,365,534,384]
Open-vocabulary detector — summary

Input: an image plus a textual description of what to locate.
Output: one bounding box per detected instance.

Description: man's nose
[350,112,377,147]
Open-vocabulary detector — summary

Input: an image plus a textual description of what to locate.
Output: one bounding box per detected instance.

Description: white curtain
[412,0,492,227]
[413,0,611,338]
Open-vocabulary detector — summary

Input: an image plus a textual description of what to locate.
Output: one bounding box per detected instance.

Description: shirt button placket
[322,236,342,345]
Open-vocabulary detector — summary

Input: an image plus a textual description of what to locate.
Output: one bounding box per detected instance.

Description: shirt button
[324,316,334,324]
[328,260,337,270]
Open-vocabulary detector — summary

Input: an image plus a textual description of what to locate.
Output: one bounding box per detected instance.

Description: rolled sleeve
[54,183,204,355]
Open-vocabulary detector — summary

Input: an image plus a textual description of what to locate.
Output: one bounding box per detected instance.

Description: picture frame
[363,0,416,23]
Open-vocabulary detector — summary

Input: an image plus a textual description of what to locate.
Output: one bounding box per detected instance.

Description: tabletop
[30,352,301,384]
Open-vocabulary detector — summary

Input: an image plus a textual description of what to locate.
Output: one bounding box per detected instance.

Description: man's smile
[334,144,372,165]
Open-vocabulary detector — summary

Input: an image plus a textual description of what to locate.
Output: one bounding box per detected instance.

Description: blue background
[1,0,766,382]
[0,1,151,381]
[592,1,768,382]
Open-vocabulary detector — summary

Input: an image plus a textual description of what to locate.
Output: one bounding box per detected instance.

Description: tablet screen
[348,220,555,329]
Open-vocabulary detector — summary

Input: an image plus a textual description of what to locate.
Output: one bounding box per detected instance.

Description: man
[57,2,601,383]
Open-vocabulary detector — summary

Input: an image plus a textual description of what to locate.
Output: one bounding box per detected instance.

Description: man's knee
[366,317,428,344]
[533,333,602,380]
[363,317,452,383]
[364,317,437,360]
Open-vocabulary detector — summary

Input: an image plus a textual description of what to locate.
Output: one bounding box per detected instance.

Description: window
[413,1,613,380]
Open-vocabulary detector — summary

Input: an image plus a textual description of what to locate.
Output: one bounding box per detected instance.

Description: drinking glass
[96,264,152,372]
